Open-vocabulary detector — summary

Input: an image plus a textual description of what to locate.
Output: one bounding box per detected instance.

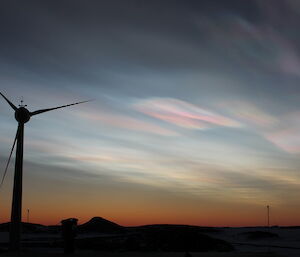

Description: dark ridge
[75,225,233,252]
[0,222,47,233]
[132,224,220,233]
[0,219,233,252]
[281,226,300,229]
[240,231,279,240]
[138,225,233,252]
[78,217,124,233]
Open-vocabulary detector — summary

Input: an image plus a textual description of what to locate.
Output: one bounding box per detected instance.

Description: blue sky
[0,0,300,226]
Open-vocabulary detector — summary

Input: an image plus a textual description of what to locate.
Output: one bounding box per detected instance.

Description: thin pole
[9,122,24,251]
[267,205,270,227]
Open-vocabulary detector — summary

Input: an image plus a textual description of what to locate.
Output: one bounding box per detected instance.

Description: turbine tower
[0,92,89,251]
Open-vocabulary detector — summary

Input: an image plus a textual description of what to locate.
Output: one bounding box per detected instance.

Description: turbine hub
[15,107,30,123]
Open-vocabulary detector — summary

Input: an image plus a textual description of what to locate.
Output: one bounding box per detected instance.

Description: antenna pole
[9,122,24,251]
[267,205,270,227]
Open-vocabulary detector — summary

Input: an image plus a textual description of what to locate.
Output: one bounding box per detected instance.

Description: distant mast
[267,205,270,227]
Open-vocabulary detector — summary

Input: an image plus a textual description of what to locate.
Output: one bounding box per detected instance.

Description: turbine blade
[0,127,19,188]
[30,100,91,116]
[0,92,17,111]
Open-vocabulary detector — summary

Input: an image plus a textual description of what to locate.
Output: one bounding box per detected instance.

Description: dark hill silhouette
[78,217,124,233]
[240,230,279,240]
[134,224,232,252]
[76,224,233,252]
[0,218,234,252]
[0,222,47,233]
[283,226,300,229]
[133,224,220,233]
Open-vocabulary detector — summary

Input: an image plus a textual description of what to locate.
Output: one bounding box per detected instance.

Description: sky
[1,0,300,227]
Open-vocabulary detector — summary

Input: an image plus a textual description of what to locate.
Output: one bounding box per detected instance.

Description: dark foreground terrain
[0,251,287,257]
[0,217,299,257]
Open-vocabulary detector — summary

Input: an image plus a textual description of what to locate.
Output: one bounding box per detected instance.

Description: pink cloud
[263,112,300,153]
[265,129,300,153]
[218,101,277,128]
[133,98,241,129]
[78,111,177,136]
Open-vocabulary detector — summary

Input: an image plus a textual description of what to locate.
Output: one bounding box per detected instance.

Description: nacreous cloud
[133,98,241,130]
[264,112,300,153]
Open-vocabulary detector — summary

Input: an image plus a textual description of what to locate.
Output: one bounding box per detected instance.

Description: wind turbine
[0,92,89,251]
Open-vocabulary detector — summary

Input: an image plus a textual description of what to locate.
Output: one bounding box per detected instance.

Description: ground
[1,226,300,257]
[0,251,287,257]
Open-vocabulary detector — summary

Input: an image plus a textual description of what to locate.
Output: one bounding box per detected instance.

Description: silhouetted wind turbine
[0,92,89,251]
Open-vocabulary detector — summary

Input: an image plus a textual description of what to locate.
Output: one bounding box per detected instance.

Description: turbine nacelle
[0,92,91,123]
[15,107,30,123]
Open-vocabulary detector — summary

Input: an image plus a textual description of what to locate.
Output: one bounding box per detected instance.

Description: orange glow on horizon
[1,203,299,227]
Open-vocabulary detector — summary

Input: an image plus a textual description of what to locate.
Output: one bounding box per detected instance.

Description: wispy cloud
[77,110,177,136]
[218,100,278,127]
[216,100,300,154]
[133,98,241,130]
[264,116,300,154]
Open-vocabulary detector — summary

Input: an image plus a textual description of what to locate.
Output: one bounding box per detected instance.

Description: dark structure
[0,92,89,251]
[61,218,78,254]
